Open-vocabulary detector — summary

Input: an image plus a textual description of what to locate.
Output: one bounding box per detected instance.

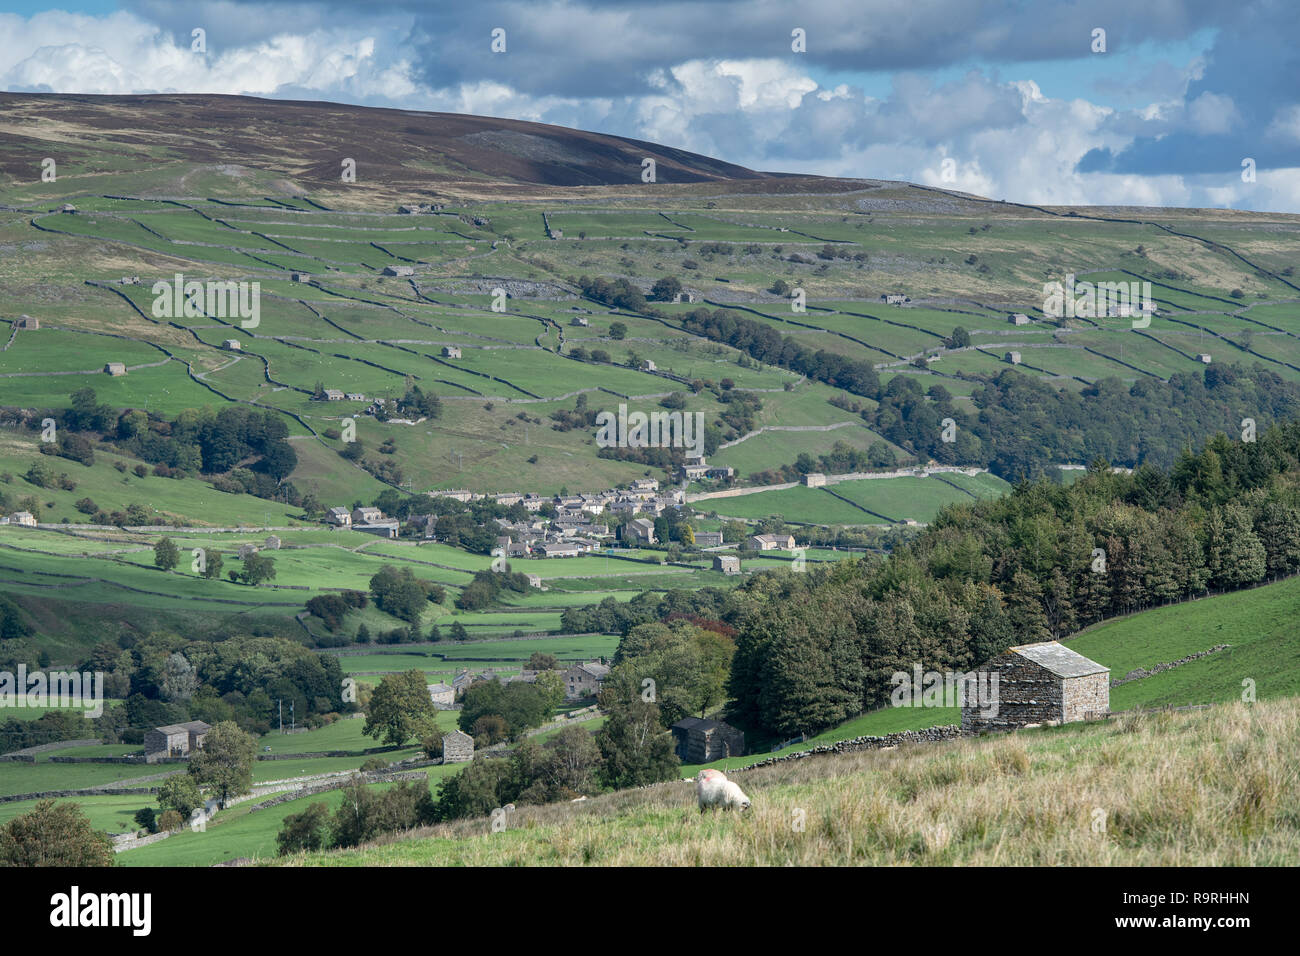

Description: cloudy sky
[2,0,1299,211]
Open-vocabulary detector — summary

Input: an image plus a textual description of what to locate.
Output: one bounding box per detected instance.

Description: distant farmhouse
[961,641,1109,733]
[427,683,455,709]
[671,717,744,763]
[748,533,796,551]
[881,293,910,305]
[622,517,656,545]
[693,531,724,549]
[326,506,352,528]
[351,505,398,538]
[144,720,211,762]
[563,661,610,700]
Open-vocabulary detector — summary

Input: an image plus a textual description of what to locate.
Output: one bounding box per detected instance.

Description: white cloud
[0,7,1295,212]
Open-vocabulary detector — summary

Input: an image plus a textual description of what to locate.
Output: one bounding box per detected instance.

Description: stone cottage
[442,729,474,763]
[961,641,1109,733]
[427,683,455,709]
[670,717,745,763]
[562,661,610,700]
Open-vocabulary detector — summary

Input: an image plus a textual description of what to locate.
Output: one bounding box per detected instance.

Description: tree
[595,698,679,790]
[157,772,203,817]
[188,720,257,807]
[1206,504,1267,590]
[449,621,469,641]
[946,326,971,349]
[0,800,113,866]
[363,670,436,748]
[609,321,628,340]
[201,549,224,580]
[277,802,332,855]
[650,276,682,302]
[239,551,277,586]
[153,537,180,571]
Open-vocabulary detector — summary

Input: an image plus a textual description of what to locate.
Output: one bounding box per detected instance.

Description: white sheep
[695,768,751,813]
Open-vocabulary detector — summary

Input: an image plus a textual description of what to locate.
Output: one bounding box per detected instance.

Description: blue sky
[1,1,1297,211]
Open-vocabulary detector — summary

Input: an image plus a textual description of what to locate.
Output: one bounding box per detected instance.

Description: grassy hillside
[3,96,1298,518]
[285,695,1300,866]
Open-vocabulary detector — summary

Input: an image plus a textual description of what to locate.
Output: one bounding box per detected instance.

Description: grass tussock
[284,696,1300,866]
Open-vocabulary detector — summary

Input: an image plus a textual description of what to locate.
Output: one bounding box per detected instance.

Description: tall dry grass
[292,697,1300,866]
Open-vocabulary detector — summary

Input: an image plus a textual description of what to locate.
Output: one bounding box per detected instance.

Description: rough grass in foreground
[285,696,1300,866]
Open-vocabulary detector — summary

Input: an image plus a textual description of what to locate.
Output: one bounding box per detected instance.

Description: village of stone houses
[0,14,1298,872]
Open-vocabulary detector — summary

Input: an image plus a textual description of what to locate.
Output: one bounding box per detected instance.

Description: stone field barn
[961,641,1109,733]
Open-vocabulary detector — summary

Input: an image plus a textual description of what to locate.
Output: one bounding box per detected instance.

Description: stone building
[441,729,474,763]
[222,339,241,350]
[670,717,744,763]
[16,315,38,329]
[427,683,455,709]
[104,362,126,376]
[144,720,211,762]
[1005,351,1021,364]
[803,473,827,487]
[712,554,740,575]
[1008,313,1031,325]
[961,641,1109,733]
[562,661,610,700]
[693,531,724,548]
[382,265,415,277]
[442,345,462,358]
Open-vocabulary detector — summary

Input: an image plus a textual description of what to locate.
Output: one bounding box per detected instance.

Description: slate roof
[1009,641,1108,678]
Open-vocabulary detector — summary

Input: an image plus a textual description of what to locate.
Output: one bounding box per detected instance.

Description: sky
[2,0,1299,212]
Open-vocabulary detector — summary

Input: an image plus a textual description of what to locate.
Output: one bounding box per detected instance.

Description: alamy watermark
[1043,273,1155,325]
[0,666,104,719]
[152,273,261,328]
[594,403,704,457]
[890,665,999,717]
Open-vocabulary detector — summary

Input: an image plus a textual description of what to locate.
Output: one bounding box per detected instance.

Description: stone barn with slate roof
[962,641,1109,733]
[671,717,745,763]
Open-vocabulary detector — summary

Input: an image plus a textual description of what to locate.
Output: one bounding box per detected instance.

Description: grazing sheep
[695,768,751,813]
